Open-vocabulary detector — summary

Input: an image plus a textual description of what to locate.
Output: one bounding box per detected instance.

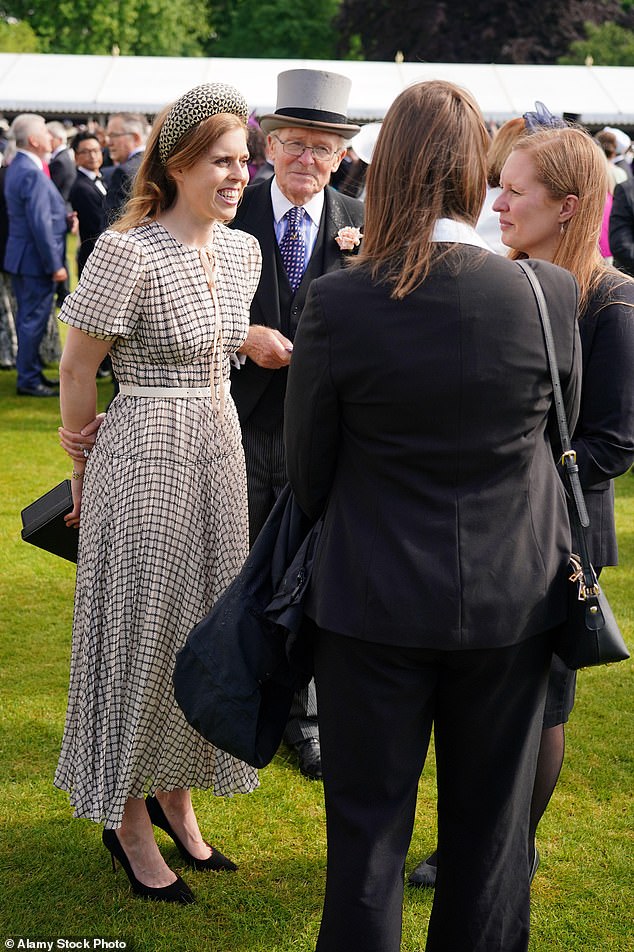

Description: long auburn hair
[505,127,628,312]
[352,80,489,300]
[112,107,247,233]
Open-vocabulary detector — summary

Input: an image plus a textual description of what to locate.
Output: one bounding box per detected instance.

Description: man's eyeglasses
[76,148,103,156]
[107,131,131,139]
[271,134,339,162]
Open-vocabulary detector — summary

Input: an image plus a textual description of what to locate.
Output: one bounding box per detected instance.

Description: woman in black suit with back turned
[284,80,582,952]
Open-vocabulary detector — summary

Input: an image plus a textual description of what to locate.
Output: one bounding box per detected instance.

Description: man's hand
[239,325,293,369]
[59,413,106,461]
[52,266,68,282]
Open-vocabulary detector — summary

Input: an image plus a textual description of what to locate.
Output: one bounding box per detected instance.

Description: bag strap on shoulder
[516,260,598,600]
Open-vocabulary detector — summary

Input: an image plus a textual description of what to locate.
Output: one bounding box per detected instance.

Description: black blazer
[573,272,634,566]
[69,170,108,277]
[285,249,582,651]
[230,179,364,428]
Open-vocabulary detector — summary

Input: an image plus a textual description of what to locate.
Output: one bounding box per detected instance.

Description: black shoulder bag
[517,260,629,668]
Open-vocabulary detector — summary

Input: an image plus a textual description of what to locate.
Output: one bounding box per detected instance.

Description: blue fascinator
[522,102,568,133]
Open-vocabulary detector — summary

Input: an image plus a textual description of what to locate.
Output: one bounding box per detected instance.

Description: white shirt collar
[78,167,99,181]
[270,176,324,226]
[431,218,492,250]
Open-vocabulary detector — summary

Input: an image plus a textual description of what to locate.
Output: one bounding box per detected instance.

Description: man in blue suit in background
[4,113,70,396]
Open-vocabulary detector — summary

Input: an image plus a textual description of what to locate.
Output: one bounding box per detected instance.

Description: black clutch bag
[20,480,79,563]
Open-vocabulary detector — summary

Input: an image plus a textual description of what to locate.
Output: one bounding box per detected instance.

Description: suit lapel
[294,188,359,296]
[237,181,283,330]
[322,187,360,271]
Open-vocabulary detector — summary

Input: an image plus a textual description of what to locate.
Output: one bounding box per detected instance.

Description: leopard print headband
[159,83,249,164]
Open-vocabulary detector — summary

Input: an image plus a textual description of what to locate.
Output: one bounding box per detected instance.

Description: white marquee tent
[1,53,634,126]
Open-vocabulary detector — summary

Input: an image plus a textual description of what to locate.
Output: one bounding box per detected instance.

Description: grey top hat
[259,69,360,139]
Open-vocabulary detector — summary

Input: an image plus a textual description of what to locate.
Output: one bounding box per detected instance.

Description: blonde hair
[112,107,246,233]
[506,127,619,312]
[353,80,489,300]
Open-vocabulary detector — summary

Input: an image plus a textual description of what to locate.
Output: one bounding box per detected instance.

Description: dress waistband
[119,384,216,399]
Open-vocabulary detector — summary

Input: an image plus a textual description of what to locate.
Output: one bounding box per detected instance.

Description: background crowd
[3,100,634,392]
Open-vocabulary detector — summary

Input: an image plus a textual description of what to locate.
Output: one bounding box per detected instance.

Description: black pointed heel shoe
[145,795,238,872]
[102,828,195,904]
[529,842,540,884]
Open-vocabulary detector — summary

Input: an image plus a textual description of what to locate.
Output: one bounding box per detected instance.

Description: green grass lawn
[0,362,632,951]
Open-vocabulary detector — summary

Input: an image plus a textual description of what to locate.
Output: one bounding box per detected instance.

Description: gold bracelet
[71,469,84,480]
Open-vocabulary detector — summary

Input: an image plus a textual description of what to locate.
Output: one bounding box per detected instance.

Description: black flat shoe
[294,738,322,780]
[145,795,237,872]
[102,828,195,904]
[40,373,59,387]
[407,852,437,888]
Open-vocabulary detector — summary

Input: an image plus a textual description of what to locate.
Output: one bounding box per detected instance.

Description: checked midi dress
[54,220,262,827]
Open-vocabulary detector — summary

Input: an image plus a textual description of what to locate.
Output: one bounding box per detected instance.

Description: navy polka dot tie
[279,206,306,292]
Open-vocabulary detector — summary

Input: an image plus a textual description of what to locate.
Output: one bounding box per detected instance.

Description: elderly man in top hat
[231,68,365,780]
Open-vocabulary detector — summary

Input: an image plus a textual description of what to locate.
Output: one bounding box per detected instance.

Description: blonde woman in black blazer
[493,126,634,880]
[284,81,582,952]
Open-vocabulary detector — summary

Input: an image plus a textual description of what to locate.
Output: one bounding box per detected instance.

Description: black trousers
[313,628,552,952]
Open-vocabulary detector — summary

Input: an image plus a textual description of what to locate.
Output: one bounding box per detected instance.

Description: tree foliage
[0,0,210,56]
[0,18,39,51]
[560,20,634,66]
[4,0,634,66]
[335,0,634,65]
[206,0,340,58]
[0,0,343,59]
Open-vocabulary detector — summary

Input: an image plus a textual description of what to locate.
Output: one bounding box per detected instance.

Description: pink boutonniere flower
[335,226,363,251]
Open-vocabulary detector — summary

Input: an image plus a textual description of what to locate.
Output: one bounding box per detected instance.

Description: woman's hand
[65,474,84,528]
[59,413,106,461]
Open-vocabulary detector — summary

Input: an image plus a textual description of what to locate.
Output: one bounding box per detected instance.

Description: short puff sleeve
[59,230,146,340]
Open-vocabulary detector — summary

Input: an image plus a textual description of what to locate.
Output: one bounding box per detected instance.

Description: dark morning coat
[69,170,108,276]
[49,147,76,209]
[230,178,364,429]
[285,249,582,651]
[105,151,143,225]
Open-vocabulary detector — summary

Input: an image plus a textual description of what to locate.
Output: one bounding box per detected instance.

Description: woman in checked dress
[55,84,262,904]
